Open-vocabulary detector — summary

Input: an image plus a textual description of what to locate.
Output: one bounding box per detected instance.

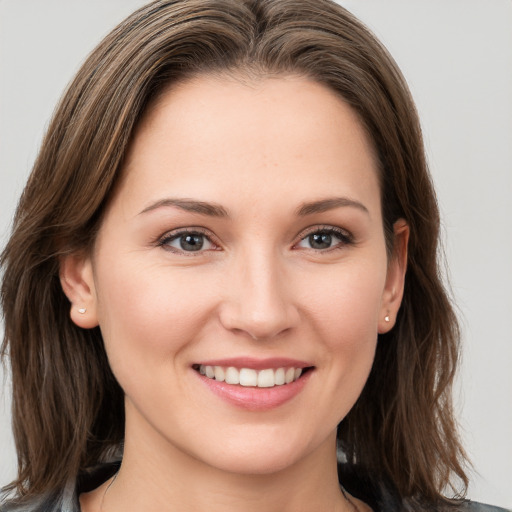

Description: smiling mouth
[192,364,314,388]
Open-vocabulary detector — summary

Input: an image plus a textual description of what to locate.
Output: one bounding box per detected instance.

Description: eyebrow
[139,198,229,217]
[296,197,369,216]
[139,196,368,218]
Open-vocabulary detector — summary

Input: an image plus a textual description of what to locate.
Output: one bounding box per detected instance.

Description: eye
[159,230,215,253]
[296,227,352,251]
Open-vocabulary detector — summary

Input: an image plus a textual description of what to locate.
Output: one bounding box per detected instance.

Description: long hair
[1,0,467,505]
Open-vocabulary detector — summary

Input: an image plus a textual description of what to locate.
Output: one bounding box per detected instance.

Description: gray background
[0,0,511,508]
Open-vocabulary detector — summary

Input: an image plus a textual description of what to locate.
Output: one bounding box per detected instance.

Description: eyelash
[294,225,354,252]
[156,225,354,255]
[157,228,219,255]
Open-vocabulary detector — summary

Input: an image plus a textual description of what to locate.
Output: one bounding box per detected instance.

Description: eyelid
[154,224,353,254]
[156,227,221,254]
[294,225,354,250]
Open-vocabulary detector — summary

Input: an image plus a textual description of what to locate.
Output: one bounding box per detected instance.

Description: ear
[60,252,99,329]
[378,219,409,334]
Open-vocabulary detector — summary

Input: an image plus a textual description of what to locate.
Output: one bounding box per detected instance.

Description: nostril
[217,290,301,342]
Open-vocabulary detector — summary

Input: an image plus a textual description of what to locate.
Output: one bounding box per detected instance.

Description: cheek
[300,258,386,394]
[304,259,387,344]
[93,256,216,381]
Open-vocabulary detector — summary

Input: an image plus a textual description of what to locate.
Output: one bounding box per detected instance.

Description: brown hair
[1,0,468,506]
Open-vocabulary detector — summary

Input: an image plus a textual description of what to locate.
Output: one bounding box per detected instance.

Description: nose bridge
[219,244,299,339]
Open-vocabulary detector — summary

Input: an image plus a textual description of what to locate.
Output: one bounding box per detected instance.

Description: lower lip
[196,370,313,411]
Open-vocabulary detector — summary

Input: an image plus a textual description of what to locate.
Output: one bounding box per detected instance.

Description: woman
[0,1,508,511]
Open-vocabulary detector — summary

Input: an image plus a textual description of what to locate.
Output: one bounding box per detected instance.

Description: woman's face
[65,75,407,475]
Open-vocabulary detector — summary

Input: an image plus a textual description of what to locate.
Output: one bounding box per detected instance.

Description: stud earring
[78,307,87,314]
[384,315,390,323]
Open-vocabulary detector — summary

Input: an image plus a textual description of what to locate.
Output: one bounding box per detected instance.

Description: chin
[204,450,302,476]
[190,430,323,477]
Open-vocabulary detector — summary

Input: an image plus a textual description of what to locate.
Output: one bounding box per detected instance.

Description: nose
[218,249,300,340]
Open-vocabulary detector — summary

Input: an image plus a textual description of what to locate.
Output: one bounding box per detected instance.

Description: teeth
[225,366,240,385]
[239,368,257,387]
[274,368,285,385]
[257,369,275,388]
[214,366,225,382]
[198,365,307,387]
[285,367,295,384]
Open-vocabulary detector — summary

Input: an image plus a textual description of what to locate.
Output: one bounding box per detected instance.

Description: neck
[94,418,356,512]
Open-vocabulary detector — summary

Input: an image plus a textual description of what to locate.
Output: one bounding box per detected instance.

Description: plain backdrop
[0,0,511,508]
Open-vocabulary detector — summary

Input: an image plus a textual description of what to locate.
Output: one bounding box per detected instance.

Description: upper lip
[193,357,314,370]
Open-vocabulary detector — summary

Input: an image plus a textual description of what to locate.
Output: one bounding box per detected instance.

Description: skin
[62,74,408,512]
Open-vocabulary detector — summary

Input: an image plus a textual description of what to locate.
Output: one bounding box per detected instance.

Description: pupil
[180,234,203,251]
[310,233,332,249]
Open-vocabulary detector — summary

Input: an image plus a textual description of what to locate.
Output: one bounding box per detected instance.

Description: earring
[78,307,87,314]
[384,315,390,323]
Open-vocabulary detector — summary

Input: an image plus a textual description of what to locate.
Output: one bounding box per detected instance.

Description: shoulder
[457,502,511,512]
[402,496,510,512]
[402,498,511,512]
[0,493,75,512]
[338,462,510,512]
[0,461,120,512]
[0,480,80,512]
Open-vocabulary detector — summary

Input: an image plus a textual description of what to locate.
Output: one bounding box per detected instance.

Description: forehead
[117,74,380,218]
